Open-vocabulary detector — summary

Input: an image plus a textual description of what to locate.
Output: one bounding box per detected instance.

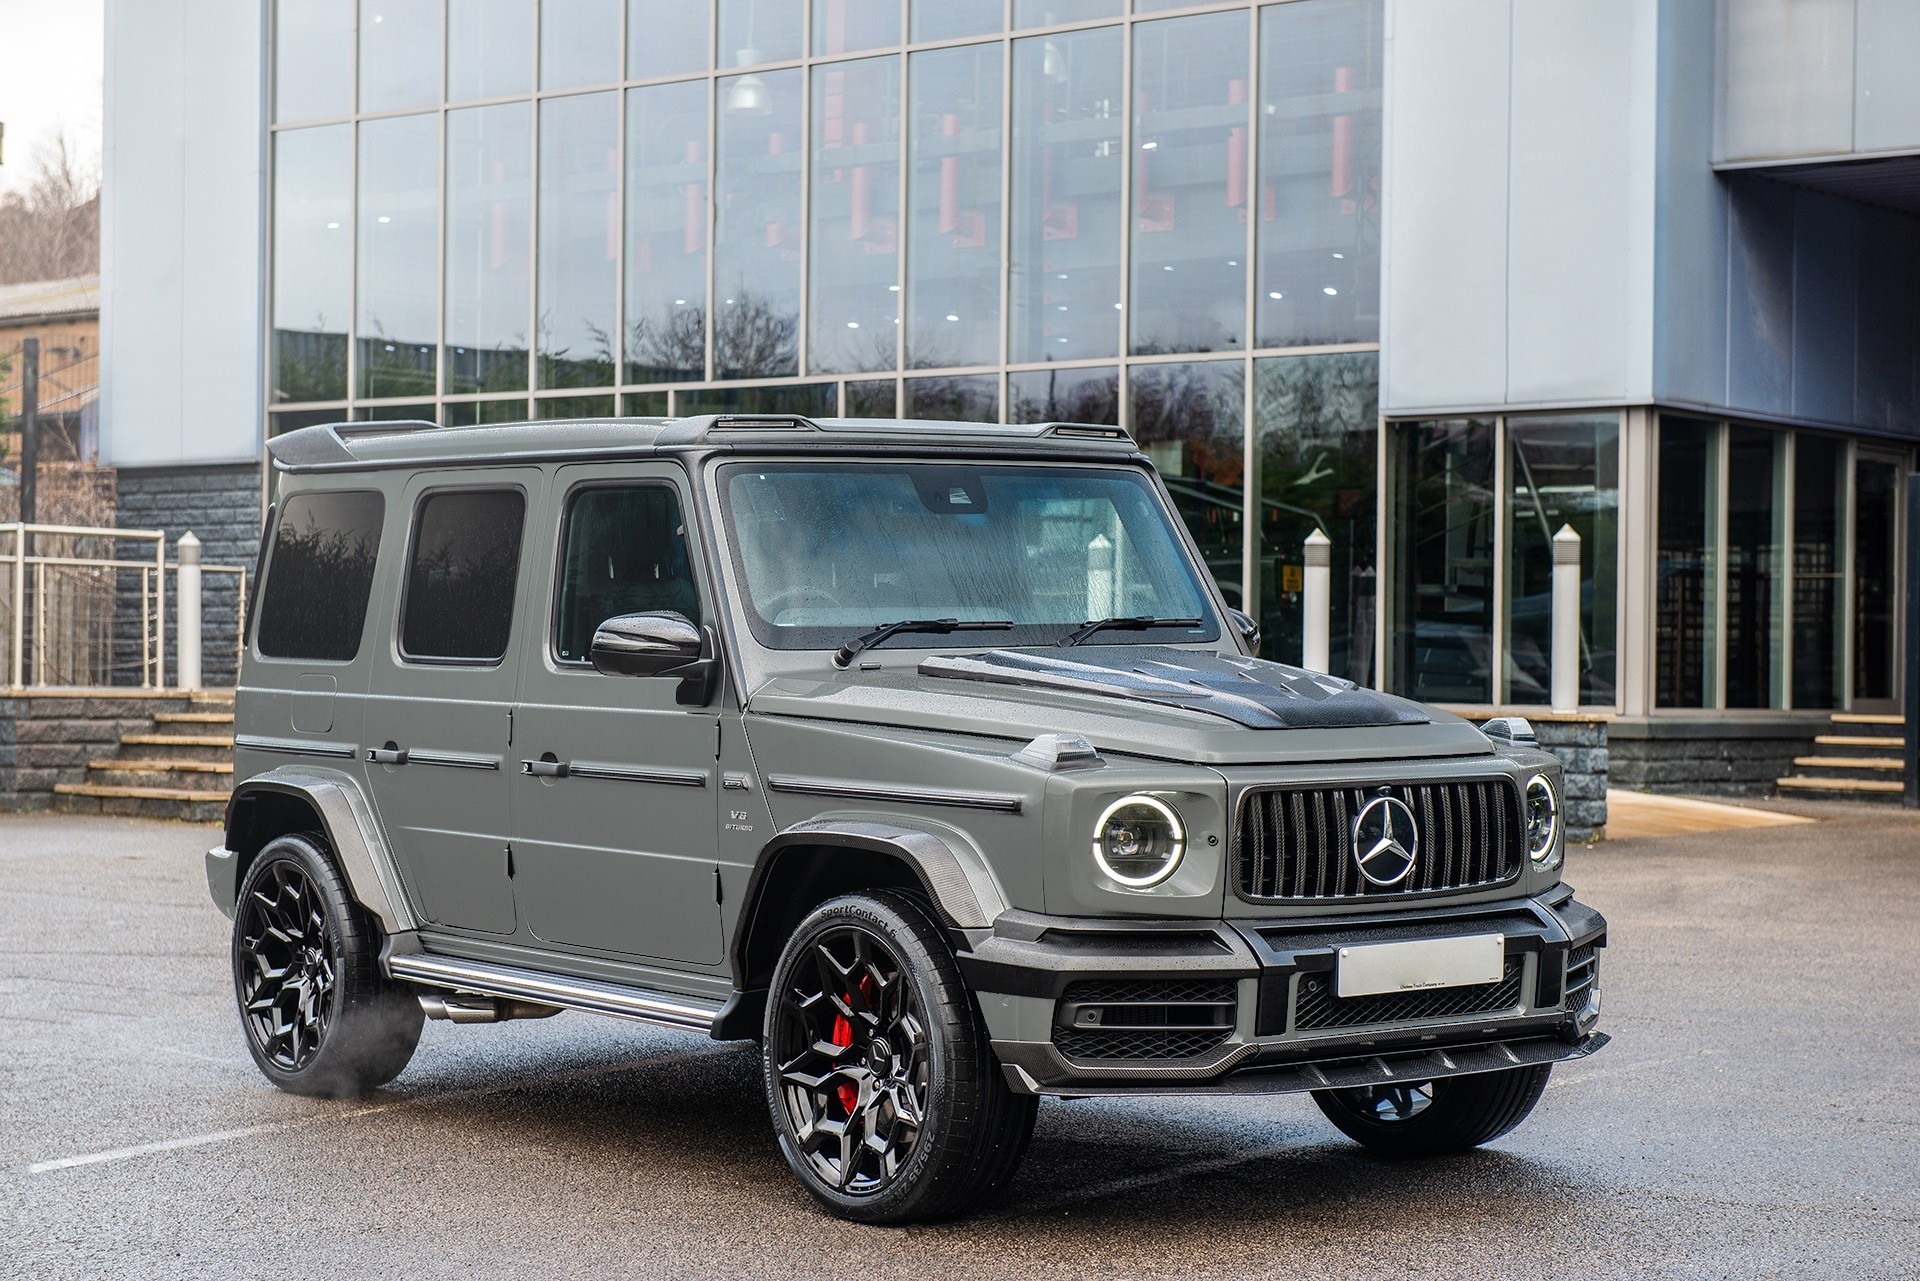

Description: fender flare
[225,767,417,935]
[732,817,1010,979]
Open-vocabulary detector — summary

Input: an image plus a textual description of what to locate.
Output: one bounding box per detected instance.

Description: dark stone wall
[0,692,205,809]
[1533,719,1608,842]
[1608,718,1819,797]
[113,463,264,688]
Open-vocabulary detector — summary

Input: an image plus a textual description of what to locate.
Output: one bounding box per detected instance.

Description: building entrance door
[1852,450,1907,714]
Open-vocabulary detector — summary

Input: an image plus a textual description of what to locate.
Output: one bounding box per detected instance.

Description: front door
[1852,450,1907,714]
[363,469,541,935]
[510,464,723,966]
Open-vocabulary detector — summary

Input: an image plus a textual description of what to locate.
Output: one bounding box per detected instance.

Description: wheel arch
[224,768,416,935]
[718,819,1008,1039]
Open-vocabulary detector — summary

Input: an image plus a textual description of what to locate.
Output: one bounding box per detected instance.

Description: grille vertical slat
[1235,778,1523,903]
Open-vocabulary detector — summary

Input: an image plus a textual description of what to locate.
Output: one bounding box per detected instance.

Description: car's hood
[745,646,1493,766]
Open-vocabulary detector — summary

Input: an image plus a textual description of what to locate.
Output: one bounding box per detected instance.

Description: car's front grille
[1235,779,1523,902]
[1291,956,1526,1031]
[1052,978,1236,1062]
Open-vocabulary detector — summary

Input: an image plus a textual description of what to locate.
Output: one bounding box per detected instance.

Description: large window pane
[358,114,440,399]
[542,0,622,88]
[1256,0,1383,347]
[809,55,901,374]
[1010,28,1123,363]
[626,82,710,383]
[274,0,352,123]
[1130,14,1251,356]
[907,45,1001,370]
[1791,433,1845,709]
[1014,1,1121,27]
[814,0,901,55]
[1655,416,1718,708]
[912,0,1000,42]
[272,126,352,403]
[446,103,531,395]
[401,489,526,662]
[1854,458,1901,702]
[538,92,619,388]
[1009,366,1118,424]
[450,0,532,101]
[1725,426,1785,708]
[1131,360,1245,609]
[1389,419,1496,704]
[715,68,803,377]
[361,0,443,113]
[678,383,836,416]
[905,374,997,422]
[1254,352,1377,684]
[630,0,710,79]
[1506,414,1619,706]
[719,0,802,66]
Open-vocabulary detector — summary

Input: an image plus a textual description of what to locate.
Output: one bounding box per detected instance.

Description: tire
[231,832,424,1098]
[1312,1064,1552,1158]
[762,890,1038,1224]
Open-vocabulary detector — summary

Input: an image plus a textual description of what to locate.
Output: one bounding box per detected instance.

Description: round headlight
[1092,795,1186,888]
[1524,774,1560,863]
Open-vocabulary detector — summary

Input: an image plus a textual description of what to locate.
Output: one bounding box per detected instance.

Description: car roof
[266,414,1139,474]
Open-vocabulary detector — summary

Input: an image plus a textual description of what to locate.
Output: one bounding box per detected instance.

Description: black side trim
[234,734,356,760]
[765,775,1023,814]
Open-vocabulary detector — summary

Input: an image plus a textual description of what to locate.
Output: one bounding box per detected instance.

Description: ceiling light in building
[1162,265,1173,271]
[946,314,959,322]
[888,284,899,291]
[674,298,686,305]
[1322,286,1338,295]
[1113,303,1123,309]
[1268,291,1283,300]
[1140,141,1158,150]
[726,49,773,116]
[377,215,391,223]
[1331,252,1345,259]
[1057,305,1068,311]
[847,321,860,328]
[1227,260,1238,266]
[1042,40,1068,84]
[325,221,340,229]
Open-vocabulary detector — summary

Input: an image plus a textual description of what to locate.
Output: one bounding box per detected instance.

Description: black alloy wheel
[1312,1064,1552,1158]
[764,891,1037,1223]
[231,833,424,1097]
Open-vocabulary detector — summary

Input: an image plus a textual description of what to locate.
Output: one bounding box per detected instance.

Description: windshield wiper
[1058,615,1205,647]
[834,618,1013,668]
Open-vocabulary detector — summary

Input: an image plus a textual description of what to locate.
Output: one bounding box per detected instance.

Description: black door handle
[368,744,410,765]
[521,755,569,779]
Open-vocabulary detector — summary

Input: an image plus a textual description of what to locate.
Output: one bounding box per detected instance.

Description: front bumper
[959,887,1606,1097]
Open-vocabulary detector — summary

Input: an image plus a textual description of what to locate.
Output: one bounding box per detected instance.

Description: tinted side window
[256,490,385,661]
[554,486,701,663]
[401,489,527,662]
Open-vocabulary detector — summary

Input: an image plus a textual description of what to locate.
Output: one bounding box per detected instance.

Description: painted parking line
[28,1044,735,1176]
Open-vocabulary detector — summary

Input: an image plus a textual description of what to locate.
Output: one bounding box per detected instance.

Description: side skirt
[386,952,727,1035]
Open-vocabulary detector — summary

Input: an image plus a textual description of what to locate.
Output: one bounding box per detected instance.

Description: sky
[0,0,104,196]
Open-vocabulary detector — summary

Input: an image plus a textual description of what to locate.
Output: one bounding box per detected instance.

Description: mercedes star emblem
[1352,794,1419,887]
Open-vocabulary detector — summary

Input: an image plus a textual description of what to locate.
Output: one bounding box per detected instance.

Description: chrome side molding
[387,953,723,1034]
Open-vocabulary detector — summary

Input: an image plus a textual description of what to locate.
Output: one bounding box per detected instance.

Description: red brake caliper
[831,975,875,1115]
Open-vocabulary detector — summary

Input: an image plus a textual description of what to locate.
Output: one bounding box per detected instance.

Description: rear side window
[256,490,385,661]
[400,489,527,662]
[553,486,701,664]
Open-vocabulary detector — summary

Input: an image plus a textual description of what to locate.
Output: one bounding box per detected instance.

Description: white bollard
[1551,524,1580,712]
[177,531,202,692]
[1302,529,1331,674]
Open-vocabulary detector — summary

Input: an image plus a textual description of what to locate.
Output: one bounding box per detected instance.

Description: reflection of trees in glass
[446,341,531,396]
[1254,352,1377,681]
[271,328,349,403]
[905,375,996,422]
[1129,361,1244,606]
[536,315,616,389]
[626,306,705,383]
[256,495,384,662]
[358,318,436,399]
[1009,367,1118,425]
[713,293,799,379]
[403,495,524,660]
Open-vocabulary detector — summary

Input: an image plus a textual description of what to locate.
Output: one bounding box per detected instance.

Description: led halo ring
[1524,773,1560,863]
[1091,793,1187,888]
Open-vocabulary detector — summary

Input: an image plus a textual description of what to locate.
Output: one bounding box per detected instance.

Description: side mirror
[589,611,720,704]
[1226,607,1261,655]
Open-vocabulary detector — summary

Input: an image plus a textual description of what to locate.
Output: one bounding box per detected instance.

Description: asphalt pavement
[3,803,1917,1279]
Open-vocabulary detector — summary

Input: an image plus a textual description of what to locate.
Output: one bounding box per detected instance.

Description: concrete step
[153,711,235,725]
[1831,712,1905,726]
[1776,775,1904,800]
[87,761,233,791]
[55,781,230,803]
[1813,734,1906,749]
[50,789,226,823]
[120,733,234,748]
[1792,755,1904,771]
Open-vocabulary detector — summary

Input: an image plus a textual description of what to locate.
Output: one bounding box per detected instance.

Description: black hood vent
[918,647,1429,731]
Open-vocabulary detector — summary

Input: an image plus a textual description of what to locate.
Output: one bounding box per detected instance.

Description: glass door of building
[1852,450,1907,714]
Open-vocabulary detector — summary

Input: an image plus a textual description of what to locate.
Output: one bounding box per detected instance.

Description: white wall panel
[1855,0,1920,154]
[1718,0,1854,163]
[1380,0,1510,413]
[100,0,265,467]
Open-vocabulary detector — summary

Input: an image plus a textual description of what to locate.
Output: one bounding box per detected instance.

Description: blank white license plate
[1336,934,1506,998]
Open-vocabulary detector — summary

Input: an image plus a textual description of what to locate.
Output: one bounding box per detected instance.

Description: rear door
[510,462,723,966]
[362,469,541,936]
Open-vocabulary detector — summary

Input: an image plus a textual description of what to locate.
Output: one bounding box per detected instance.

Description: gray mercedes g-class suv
[207,413,1606,1223]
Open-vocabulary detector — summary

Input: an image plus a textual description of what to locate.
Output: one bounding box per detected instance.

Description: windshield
[719,462,1220,652]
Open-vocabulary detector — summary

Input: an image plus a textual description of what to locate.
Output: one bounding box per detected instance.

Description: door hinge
[714,866,724,904]
[506,843,515,879]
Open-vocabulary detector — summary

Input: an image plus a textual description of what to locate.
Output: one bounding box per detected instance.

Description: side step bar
[387,952,723,1035]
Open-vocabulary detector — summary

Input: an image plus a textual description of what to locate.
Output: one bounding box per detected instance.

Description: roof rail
[707,414,821,431]
[1040,421,1132,441]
